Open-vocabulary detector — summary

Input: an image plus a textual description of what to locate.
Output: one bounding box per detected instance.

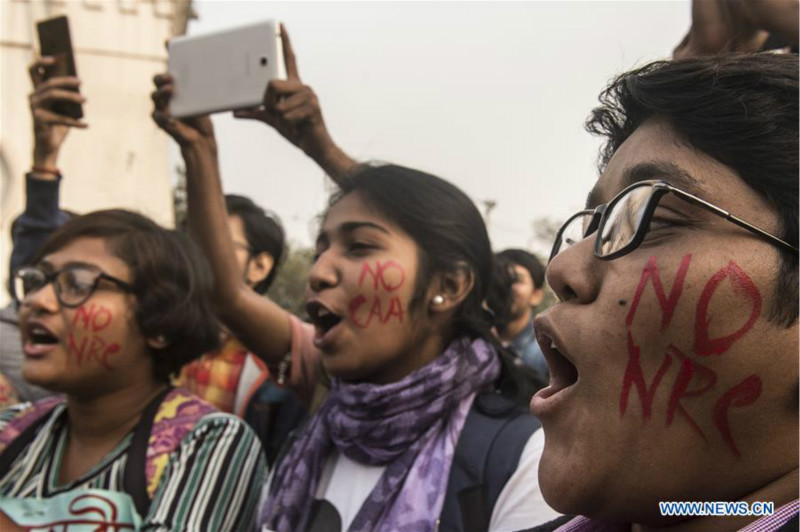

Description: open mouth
[306,300,343,340]
[22,321,60,357]
[530,331,579,416]
[27,324,59,346]
[541,335,579,393]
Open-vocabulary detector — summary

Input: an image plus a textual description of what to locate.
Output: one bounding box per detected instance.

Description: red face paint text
[348,260,406,328]
[620,254,763,457]
[67,303,121,370]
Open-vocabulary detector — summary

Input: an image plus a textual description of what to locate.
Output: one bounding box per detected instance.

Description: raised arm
[673,0,799,58]
[150,76,293,365]
[233,24,358,185]
[10,56,86,274]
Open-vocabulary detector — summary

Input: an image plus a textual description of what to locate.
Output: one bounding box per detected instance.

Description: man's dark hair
[497,248,545,290]
[586,53,798,326]
[33,209,221,382]
[225,194,285,294]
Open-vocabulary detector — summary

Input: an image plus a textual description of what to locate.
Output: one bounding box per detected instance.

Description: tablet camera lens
[260,57,268,66]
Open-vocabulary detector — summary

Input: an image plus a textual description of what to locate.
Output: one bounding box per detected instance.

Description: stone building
[0,0,192,304]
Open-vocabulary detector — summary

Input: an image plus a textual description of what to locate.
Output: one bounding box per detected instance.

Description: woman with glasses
[0,210,266,531]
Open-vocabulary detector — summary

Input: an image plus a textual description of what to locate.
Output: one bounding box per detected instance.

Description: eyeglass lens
[553,184,657,260]
[15,268,97,307]
[596,185,653,258]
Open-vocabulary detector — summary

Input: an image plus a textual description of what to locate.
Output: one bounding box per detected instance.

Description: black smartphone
[36,15,83,119]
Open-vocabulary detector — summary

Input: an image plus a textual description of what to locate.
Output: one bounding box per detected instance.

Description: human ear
[247,251,275,286]
[428,262,476,314]
[529,287,544,307]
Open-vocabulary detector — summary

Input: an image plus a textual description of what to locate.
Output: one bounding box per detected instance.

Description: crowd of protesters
[0,1,797,531]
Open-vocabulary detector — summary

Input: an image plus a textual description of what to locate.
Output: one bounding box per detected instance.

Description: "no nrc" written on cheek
[67,303,121,371]
[620,254,763,457]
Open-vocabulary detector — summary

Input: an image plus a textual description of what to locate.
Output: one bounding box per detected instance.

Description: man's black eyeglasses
[549,180,798,263]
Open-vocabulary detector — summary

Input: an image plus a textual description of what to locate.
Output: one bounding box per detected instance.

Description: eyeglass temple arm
[679,192,798,255]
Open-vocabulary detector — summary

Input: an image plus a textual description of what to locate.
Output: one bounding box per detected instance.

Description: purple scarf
[260,336,501,532]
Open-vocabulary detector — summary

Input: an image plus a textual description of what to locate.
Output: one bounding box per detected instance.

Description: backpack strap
[438,392,540,532]
[123,385,173,519]
[0,399,64,479]
[123,386,219,518]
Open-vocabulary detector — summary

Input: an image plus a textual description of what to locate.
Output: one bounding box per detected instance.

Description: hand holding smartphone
[35,15,83,120]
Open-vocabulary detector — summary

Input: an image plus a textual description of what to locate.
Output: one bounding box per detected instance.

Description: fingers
[32,75,81,93]
[265,79,306,105]
[274,90,313,114]
[150,73,177,131]
[153,73,174,89]
[28,56,56,86]
[30,88,85,109]
[151,75,174,113]
[283,105,316,124]
[32,108,87,128]
[280,23,300,81]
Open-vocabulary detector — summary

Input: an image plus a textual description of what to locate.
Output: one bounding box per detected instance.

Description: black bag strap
[0,405,57,479]
[438,392,540,532]
[123,385,173,518]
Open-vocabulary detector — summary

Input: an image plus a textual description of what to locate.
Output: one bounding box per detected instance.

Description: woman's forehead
[42,237,129,277]
[322,192,397,235]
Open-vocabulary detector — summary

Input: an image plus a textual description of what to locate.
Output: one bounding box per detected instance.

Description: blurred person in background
[494,249,548,383]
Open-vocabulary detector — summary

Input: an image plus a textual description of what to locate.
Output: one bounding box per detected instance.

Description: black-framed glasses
[12,265,134,308]
[549,180,799,263]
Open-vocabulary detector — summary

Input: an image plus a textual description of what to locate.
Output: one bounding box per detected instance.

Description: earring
[432,295,445,305]
[156,335,167,344]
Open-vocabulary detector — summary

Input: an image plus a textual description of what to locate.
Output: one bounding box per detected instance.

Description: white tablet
[167,19,285,118]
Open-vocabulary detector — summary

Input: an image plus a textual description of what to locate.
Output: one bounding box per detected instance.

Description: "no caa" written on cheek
[348,260,406,328]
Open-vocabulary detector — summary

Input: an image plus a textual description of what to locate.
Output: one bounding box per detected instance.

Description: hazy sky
[186,1,690,256]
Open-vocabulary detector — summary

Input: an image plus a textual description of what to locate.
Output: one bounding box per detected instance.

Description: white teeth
[318,308,330,317]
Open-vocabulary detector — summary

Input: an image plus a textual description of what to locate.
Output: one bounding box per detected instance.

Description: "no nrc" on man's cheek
[620,254,764,457]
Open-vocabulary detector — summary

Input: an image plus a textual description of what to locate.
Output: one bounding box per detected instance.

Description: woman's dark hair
[33,209,221,382]
[331,164,539,403]
[225,194,285,294]
[586,53,798,326]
